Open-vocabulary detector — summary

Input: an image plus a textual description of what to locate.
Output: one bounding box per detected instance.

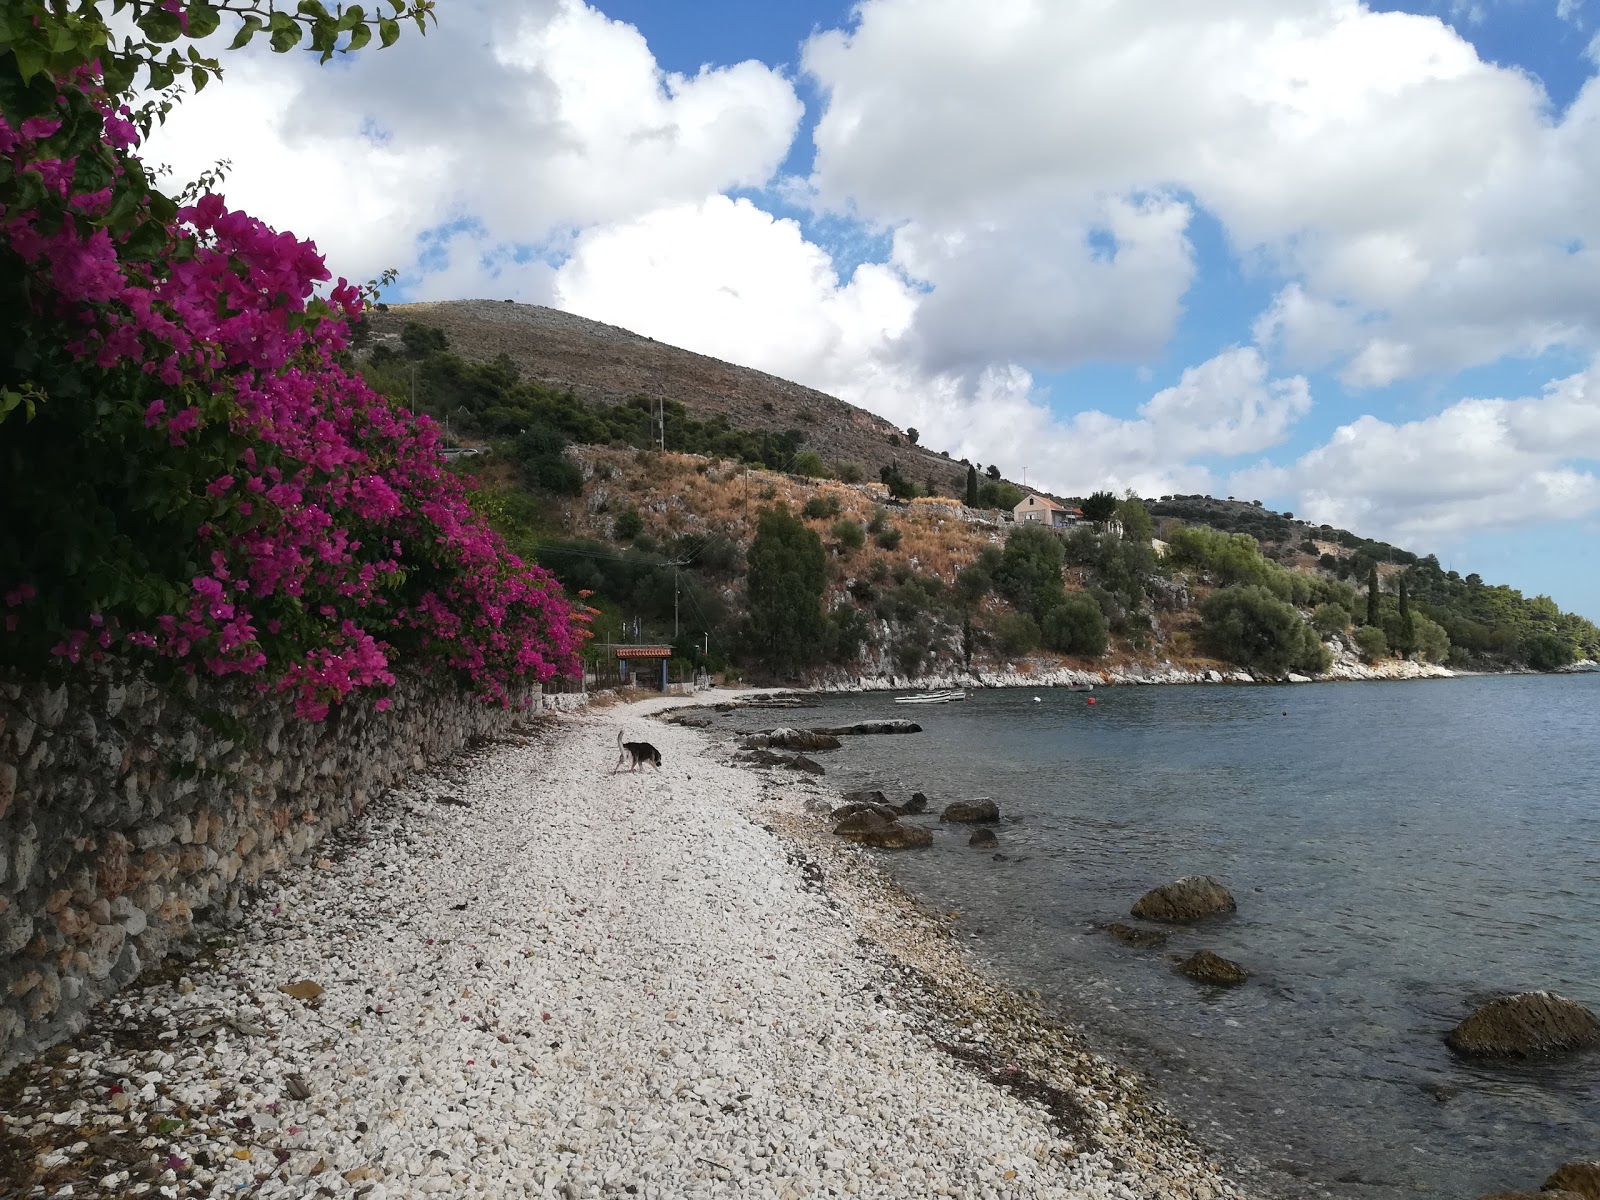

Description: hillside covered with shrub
[356,323,1600,683]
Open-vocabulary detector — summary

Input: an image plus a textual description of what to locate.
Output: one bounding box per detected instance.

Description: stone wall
[0,670,538,1070]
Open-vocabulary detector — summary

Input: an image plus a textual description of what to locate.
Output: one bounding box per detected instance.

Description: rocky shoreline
[0,691,1248,1200]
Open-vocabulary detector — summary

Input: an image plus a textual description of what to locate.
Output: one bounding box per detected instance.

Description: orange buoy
[1087,697,1097,705]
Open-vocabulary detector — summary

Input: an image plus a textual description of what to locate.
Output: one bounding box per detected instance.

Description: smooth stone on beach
[1131,875,1237,922]
[939,799,1000,824]
[1446,992,1600,1058]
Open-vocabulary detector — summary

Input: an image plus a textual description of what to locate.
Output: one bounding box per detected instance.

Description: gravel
[1,692,1249,1200]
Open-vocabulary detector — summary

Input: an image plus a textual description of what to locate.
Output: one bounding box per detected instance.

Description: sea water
[714,675,1600,1199]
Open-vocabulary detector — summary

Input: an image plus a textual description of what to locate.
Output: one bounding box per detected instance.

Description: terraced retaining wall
[0,671,538,1070]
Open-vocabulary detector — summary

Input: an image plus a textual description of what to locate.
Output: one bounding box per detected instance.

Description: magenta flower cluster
[1,84,584,718]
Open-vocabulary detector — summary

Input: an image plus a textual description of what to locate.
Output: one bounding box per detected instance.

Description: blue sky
[150,0,1600,617]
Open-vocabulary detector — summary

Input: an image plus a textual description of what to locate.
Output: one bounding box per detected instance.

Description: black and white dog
[613,729,663,774]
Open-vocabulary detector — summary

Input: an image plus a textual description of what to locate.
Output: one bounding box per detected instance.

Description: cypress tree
[965,464,979,507]
[1366,564,1380,626]
[1398,576,1415,654]
[745,505,826,677]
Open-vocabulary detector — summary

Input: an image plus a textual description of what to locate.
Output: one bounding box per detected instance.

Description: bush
[1200,585,1331,676]
[832,518,866,552]
[1354,625,1389,662]
[612,511,644,542]
[1312,602,1351,634]
[835,461,866,484]
[991,612,1042,656]
[792,451,830,478]
[803,494,842,520]
[875,525,903,551]
[1524,631,1575,671]
[1413,614,1451,663]
[995,525,1066,619]
[1041,594,1109,657]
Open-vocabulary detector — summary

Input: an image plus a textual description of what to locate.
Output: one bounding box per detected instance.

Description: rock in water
[841,789,889,807]
[1480,1192,1588,1200]
[940,799,1000,824]
[831,810,931,850]
[784,755,825,775]
[1545,1163,1600,1200]
[831,800,901,822]
[968,828,998,848]
[741,729,842,752]
[1176,950,1249,985]
[1105,923,1168,948]
[1131,875,1237,922]
[898,792,929,816]
[809,720,922,736]
[1446,992,1600,1058]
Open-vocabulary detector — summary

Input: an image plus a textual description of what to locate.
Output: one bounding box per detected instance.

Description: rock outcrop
[1176,951,1249,986]
[1445,992,1600,1058]
[1131,876,1236,922]
[831,800,900,822]
[940,799,1000,824]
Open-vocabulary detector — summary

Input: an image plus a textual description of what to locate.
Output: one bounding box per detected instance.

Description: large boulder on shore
[940,799,1000,824]
[1176,950,1249,986]
[1445,992,1600,1058]
[1131,876,1237,922]
[832,810,931,849]
[809,720,922,736]
[741,729,842,752]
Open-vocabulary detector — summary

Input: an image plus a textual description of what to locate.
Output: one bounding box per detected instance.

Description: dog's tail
[616,729,623,747]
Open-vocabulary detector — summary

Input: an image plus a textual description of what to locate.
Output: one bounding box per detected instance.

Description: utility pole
[673,566,680,637]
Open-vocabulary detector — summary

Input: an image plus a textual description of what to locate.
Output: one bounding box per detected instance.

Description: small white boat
[894,689,968,704]
[1067,682,1095,692]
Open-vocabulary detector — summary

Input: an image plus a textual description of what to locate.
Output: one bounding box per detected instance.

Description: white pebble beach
[0,692,1250,1199]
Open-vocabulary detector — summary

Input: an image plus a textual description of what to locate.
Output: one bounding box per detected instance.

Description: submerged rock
[940,799,1000,824]
[1176,950,1248,986]
[1131,876,1236,922]
[1105,923,1169,948]
[784,755,825,776]
[1544,1162,1600,1199]
[1446,992,1600,1058]
[968,828,998,848]
[809,720,922,736]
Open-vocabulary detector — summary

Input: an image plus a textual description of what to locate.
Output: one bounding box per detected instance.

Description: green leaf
[296,0,330,18]
[12,43,46,81]
[191,65,208,91]
[378,17,399,46]
[268,11,303,51]
[182,1,219,38]
[136,6,183,43]
[146,59,174,91]
[346,20,371,51]
[228,15,264,49]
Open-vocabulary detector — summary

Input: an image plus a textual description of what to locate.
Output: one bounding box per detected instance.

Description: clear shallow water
[714,676,1600,1199]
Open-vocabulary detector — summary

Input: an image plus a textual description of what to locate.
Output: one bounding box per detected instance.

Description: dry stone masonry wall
[0,670,537,1070]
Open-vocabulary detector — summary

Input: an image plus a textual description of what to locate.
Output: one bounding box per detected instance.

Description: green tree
[875,525,903,551]
[1115,493,1154,543]
[802,494,842,520]
[906,427,919,445]
[879,463,918,500]
[612,511,643,542]
[990,612,1041,656]
[831,517,865,552]
[1354,625,1388,663]
[1199,585,1331,676]
[791,451,830,478]
[1524,631,1575,671]
[994,525,1066,619]
[1312,602,1351,635]
[965,464,980,507]
[1366,564,1380,626]
[1041,593,1109,657]
[835,461,866,484]
[1412,614,1450,664]
[745,506,826,676]
[1396,576,1415,654]
[986,464,1001,481]
[1081,490,1119,523]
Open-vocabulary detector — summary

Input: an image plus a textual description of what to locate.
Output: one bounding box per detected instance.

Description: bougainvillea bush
[1,7,584,718]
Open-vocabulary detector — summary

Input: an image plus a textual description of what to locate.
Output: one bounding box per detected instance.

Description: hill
[365,300,975,497]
